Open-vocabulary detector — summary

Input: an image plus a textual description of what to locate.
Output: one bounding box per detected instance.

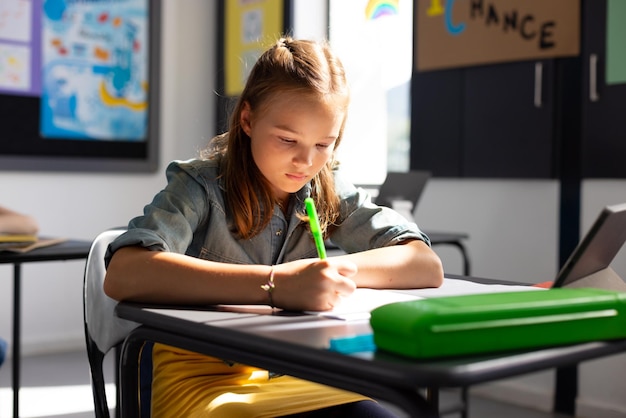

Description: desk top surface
[0,238,91,264]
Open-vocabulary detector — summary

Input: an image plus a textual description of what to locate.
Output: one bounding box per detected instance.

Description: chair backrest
[374,171,432,211]
[83,228,139,418]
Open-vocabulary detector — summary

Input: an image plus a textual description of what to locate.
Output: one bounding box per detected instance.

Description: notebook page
[306,288,422,320]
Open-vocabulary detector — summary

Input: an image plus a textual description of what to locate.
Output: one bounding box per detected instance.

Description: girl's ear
[240,102,252,136]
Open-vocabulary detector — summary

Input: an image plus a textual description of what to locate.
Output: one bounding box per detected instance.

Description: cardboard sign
[416,0,580,71]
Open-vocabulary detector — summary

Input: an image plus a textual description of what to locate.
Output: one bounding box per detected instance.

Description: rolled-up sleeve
[104,161,210,268]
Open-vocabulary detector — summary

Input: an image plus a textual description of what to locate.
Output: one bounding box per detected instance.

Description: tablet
[553,203,626,290]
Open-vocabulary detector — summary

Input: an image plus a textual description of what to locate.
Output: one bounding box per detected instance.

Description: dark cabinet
[463,61,555,177]
[411,0,626,179]
[410,59,556,178]
[410,69,464,177]
[581,0,626,178]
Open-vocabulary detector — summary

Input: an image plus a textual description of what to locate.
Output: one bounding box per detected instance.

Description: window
[328,0,413,184]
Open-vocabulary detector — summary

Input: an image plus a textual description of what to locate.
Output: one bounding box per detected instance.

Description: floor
[0,349,571,418]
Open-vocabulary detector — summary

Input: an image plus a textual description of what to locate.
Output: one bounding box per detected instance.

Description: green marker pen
[304,197,327,259]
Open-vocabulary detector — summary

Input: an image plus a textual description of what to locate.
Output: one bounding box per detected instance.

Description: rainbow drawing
[365,0,399,20]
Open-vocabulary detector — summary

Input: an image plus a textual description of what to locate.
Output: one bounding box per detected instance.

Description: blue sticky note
[328,334,376,354]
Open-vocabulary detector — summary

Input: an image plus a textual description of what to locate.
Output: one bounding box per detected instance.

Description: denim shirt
[105,159,430,267]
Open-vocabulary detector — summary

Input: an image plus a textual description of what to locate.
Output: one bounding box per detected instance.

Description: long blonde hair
[203,37,350,239]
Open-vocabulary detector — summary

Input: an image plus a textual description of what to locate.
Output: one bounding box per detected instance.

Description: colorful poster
[416,0,580,72]
[0,0,41,96]
[40,0,149,141]
[224,0,283,96]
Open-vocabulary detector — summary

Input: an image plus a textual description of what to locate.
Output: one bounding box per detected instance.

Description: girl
[104,36,443,418]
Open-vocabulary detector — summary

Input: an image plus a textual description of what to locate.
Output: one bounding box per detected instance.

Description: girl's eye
[316,143,331,149]
[280,137,295,144]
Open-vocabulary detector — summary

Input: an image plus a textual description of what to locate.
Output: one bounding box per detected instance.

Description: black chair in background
[375,171,471,276]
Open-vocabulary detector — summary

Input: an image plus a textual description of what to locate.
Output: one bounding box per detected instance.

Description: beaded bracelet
[261,266,276,308]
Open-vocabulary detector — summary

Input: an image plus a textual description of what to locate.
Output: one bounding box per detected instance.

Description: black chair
[374,171,431,210]
[375,171,471,276]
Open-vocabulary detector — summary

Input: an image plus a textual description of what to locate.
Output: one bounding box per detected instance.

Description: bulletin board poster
[415,0,580,72]
[0,0,41,96]
[40,0,150,141]
[224,0,284,96]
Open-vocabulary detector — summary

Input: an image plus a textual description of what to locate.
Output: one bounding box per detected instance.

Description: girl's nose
[293,146,314,167]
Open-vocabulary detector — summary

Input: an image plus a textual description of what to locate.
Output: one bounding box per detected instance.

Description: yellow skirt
[150,343,369,418]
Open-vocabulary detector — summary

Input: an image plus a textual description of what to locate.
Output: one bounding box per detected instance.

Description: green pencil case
[370,288,626,359]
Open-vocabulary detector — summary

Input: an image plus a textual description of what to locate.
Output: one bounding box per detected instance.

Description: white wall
[416,178,560,280]
[2,1,626,416]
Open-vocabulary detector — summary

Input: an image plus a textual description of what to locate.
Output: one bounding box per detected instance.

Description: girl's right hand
[271,258,357,311]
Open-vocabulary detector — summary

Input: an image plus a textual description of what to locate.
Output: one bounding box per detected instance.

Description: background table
[0,238,91,418]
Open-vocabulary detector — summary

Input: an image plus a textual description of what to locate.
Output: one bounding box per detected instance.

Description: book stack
[0,234,37,250]
[0,235,66,253]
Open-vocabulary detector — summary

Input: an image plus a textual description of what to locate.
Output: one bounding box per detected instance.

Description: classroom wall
[0,0,216,353]
[1,1,625,416]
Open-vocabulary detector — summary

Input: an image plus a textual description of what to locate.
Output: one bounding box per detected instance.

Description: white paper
[306,288,422,320]
[307,277,542,321]
[391,277,543,298]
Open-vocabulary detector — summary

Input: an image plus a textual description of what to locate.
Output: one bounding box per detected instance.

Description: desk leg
[456,242,471,277]
[119,336,142,417]
[425,387,439,409]
[12,263,21,418]
[554,365,578,415]
[451,242,470,277]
